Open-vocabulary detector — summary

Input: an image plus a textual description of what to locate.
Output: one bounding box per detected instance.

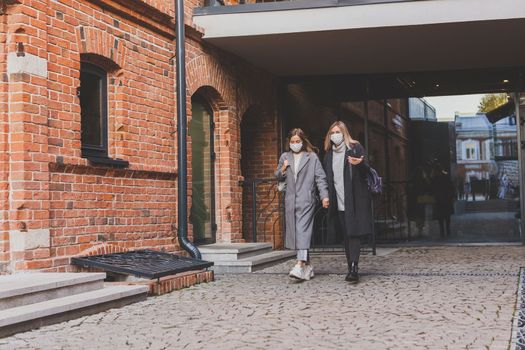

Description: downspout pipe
[175,0,202,259]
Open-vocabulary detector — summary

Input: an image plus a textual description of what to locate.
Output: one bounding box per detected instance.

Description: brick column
[0,7,9,273]
[215,108,244,243]
[6,0,51,271]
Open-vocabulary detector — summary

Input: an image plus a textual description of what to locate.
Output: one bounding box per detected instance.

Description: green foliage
[478,93,509,113]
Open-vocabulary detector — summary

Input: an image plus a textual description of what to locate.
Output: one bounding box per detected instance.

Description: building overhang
[193,0,525,77]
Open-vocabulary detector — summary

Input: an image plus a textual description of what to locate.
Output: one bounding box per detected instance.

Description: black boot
[345,262,359,283]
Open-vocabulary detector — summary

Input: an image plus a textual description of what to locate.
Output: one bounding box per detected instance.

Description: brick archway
[75,26,127,69]
[186,56,234,107]
[186,55,243,242]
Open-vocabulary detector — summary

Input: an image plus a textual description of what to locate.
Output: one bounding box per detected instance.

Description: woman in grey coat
[323,121,372,284]
[275,128,329,281]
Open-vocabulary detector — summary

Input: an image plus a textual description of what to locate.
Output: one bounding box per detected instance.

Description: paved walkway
[1,246,524,350]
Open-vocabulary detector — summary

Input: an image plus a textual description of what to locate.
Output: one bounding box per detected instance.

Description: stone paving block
[0,246,523,349]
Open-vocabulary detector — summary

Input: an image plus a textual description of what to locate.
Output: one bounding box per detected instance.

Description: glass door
[189,94,216,244]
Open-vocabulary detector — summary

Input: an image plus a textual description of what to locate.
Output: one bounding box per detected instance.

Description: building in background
[408,98,437,121]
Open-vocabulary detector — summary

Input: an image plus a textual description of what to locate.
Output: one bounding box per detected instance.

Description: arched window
[79,62,108,158]
[189,94,216,244]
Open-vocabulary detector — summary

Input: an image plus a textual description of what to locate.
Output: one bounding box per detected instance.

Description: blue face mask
[290,143,303,153]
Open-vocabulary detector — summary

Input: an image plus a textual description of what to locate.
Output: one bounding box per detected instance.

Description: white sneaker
[289,265,304,280]
[304,265,314,280]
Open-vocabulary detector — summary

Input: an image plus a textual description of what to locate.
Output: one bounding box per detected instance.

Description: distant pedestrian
[431,164,454,238]
[498,171,510,199]
[322,121,373,284]
[275,128,329,281]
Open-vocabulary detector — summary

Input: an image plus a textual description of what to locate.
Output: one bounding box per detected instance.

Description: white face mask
[290,143,303,153]
[330,133,344,146]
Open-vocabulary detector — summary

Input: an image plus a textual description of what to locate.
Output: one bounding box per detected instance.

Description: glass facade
[281,82,522,246]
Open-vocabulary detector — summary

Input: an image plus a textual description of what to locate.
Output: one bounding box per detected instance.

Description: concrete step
[199,243,273,262]
[0,284,148,338]
[212,250,295,274]
[465,200,518,212]
[0,273,106,311]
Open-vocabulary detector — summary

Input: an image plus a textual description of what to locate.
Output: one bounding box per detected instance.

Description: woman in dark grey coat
[275,128,329,281]
[323,121,372,283]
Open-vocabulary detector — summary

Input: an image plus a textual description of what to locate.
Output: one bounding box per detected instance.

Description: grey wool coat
[275,151,329,250]
[323,143,373,238]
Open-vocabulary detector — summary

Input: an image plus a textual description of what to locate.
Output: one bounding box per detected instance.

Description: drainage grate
[72,250,214,279]
[513,268,525,350]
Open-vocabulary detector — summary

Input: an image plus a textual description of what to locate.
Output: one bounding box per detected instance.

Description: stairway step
[0,273,106,311]
[212,250,295,274]
[199,243,273,261]
[0,284,148,338]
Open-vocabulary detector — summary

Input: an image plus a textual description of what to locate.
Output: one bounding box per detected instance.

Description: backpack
[367,167,382,194]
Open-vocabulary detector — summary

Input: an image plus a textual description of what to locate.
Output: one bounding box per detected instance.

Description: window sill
[85,156,130,168]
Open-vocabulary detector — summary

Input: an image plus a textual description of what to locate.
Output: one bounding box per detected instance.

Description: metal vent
[72,250,213,279]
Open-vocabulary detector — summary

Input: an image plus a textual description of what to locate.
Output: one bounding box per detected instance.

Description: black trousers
[438,215,451,237]
[338,211,361,266]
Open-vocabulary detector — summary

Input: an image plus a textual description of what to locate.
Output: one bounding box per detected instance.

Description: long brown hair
[285,128,318,153]
[323,121,359,152]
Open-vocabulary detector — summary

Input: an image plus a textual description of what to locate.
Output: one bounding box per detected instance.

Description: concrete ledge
[0,279,104,311]
[212,250,295,274]
[0,285,148,330]
[0,273,106,300]
[199,243,273,254]
[200,243,273,261]
[0,291,147,338]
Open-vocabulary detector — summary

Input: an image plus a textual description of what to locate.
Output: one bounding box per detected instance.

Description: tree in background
[478,93,509,113]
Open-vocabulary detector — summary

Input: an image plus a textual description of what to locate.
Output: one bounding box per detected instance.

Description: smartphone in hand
[349,146,358,158]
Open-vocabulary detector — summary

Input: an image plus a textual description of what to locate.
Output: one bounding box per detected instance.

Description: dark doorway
[189,94,216,244]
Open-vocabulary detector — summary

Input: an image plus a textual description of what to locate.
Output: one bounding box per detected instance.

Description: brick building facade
[0,0,279,273]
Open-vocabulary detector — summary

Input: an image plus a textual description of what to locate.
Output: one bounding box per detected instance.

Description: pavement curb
[511,267,525,350]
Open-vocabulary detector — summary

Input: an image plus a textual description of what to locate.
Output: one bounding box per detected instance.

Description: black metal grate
[72,250,214,279]
[515,268,525,350]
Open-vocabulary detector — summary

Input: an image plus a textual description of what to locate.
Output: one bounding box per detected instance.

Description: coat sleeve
[354,143,370,175]
[275,153,287,181]
[314,155,329,200]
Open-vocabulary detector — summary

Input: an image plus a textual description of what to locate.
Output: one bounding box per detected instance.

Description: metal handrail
[240,178,402,254]
[241,178,282,243]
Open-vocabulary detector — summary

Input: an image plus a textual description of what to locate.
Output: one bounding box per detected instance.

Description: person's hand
[322,198,329,208]
[281,159,289,174]
[348,156,364,165]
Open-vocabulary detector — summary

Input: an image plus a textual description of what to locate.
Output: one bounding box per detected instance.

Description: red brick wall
[2,0,52,273]
[47,164,177,272]
[0,11,9,273]
[240,106,282,247]
[1,0,279,273]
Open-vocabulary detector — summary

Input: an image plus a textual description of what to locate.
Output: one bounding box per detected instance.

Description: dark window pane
[190,96,215,244]
[80,62,107,157]
[80,71,102,147]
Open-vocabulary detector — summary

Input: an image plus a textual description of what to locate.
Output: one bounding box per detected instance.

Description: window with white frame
[483,139,493,160]
[462,140,479,161]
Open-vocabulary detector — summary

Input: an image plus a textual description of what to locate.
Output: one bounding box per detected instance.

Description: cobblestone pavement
[1,246,524,350]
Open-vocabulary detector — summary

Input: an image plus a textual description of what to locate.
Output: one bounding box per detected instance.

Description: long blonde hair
[286,128,318,153]
[323,121,359,152]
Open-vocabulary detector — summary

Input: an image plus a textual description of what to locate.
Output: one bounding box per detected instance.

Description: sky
[424,94,484,121]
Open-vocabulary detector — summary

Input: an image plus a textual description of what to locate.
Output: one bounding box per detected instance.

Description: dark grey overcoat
[323,143,373,237]
[275,151,329,250]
